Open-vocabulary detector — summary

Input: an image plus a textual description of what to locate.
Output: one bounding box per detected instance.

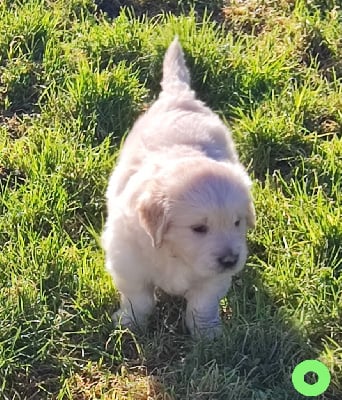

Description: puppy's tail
[161,36,191,94]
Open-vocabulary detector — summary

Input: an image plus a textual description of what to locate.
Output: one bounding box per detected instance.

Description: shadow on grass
[111,269,340,399]
[4,248,340,398]
[41,274,337,399]
[95,0,224,21]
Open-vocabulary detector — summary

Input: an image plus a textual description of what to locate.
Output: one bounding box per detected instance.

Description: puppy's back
[108,38,237,197]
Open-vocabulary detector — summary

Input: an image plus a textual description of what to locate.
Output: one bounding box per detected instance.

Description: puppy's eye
[234,220,240,227]
[191,225,208,234]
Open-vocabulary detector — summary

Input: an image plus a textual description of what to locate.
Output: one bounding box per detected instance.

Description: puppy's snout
[217,251,239,269]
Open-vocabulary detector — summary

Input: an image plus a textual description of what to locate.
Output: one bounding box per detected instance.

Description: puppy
[102,37,255,338]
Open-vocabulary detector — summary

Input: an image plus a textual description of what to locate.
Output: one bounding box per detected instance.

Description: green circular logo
[292,360,331,397]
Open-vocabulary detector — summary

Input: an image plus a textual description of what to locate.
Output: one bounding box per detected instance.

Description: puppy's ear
[247,201,256,229]
[137,189,170,248]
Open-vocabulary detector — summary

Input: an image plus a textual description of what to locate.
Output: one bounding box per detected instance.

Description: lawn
[0,0,341,399]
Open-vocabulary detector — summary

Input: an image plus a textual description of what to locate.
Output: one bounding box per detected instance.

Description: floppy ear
[137,189,170,248]
[247,201,256,229]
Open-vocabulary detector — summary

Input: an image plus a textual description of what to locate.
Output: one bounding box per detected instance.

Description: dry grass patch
[66,364,173,400]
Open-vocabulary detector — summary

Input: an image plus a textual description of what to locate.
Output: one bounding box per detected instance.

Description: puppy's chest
[151,259,194,296]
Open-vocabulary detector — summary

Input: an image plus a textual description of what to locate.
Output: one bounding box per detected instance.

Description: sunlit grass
[0,0,341,398]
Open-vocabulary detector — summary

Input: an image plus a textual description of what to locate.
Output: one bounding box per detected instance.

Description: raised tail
[161,37,191,94]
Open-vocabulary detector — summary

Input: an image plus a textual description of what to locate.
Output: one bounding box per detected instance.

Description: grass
[0,0,341,398]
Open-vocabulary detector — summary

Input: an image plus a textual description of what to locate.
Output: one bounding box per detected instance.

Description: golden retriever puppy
[102,37,255,338]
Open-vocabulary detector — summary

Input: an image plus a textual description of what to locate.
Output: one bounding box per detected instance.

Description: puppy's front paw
[112,308,149,332]
[112,309,136,329]
[190,322,223,340]
[186,305,223,340]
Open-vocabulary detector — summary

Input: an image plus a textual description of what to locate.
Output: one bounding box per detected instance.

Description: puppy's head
[137,159,255,277]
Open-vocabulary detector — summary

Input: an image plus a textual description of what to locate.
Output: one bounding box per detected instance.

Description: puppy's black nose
[217,252,239,269]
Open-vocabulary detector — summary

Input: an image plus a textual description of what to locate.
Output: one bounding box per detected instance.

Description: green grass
[0,0,341,398]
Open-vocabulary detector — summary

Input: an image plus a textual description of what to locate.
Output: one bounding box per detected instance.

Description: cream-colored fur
[102,37,255,338]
